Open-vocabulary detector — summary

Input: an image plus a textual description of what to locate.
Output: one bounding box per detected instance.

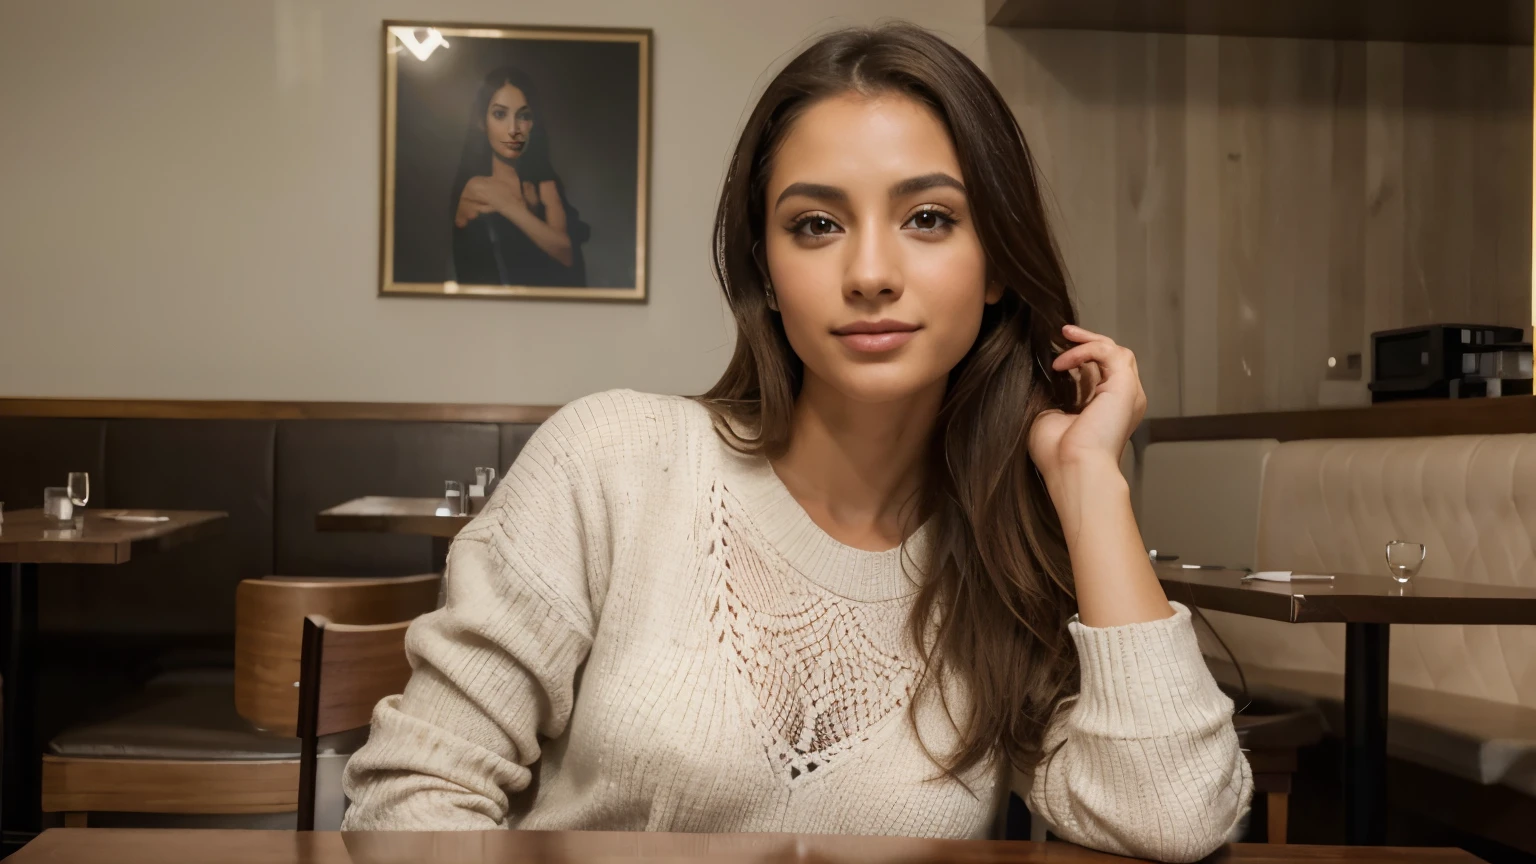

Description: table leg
[1344,622,1389,845]
[1,562,39,850]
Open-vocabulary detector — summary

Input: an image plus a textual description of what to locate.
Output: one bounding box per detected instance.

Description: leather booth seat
[49,669,296,762]
[0,416,541,639]
[1138,434,1536,816]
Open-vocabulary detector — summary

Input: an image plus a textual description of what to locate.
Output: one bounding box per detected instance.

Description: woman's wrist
[1049,450,1127,489]
[1042,451,1171,627]
[1041,452,1128,541]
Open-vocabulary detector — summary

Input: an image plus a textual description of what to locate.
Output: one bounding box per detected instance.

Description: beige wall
[0,0,986,404]
[989,27,1533,417]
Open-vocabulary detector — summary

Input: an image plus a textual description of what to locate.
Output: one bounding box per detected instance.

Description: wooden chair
[235,575,439,736]
[42,574,439,826]
[294,614,414,830]
[1232,699,1324,844]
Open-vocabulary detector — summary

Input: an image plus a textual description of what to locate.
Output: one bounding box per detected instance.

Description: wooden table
[5,828,1489,864]
[1158,567,1536,846]
[0,510,225,566]
[316,496,472,570]
[0,509,226,850]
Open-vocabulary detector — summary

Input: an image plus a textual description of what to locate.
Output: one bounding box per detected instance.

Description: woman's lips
[835,330,918,353]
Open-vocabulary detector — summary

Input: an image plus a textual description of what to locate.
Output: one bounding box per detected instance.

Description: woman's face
[484,83,534,162]
[763,92,999,406]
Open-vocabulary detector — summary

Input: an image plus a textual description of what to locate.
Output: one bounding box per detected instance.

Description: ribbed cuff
[1067,602,1232,739]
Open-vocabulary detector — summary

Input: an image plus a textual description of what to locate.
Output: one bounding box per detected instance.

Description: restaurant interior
[1,1,1534,862]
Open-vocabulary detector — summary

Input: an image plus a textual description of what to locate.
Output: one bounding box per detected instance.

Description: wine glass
[67,472,90,508]
[1384,540,1425,584]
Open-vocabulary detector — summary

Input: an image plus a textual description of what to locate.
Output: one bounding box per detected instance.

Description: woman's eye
[906,209,954,232]
[492,109,507,120]
[795,216,840,238]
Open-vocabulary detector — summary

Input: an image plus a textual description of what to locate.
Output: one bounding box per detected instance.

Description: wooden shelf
[1147,396,1536,443]
[986,0,1534,45]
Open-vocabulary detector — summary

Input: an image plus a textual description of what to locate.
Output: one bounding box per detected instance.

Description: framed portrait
[380,22,651,301]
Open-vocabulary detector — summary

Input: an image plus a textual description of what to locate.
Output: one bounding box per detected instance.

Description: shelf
[986,0,1534,46]
[1146,396,1536,443]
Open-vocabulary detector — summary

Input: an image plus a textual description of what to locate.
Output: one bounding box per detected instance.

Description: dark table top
[0,509,227,565]
[316,496,472,539]
[5,829,1488,864]
[1157,566,1536,625]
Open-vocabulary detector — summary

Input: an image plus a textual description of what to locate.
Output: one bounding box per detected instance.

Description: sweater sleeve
[340,402,610,831]
[1022,602,1252,863]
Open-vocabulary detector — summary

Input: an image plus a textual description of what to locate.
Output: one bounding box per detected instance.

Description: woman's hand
[456,177,527,227]
[1029,325,1169,627]
[1028,324,1147,486]
[454,192,494,228]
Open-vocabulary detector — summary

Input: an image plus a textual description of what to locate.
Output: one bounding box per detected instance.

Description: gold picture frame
[380,22,651,301]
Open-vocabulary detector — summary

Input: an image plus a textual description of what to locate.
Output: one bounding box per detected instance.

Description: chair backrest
[295,614,414,830]
[234,574,439,735]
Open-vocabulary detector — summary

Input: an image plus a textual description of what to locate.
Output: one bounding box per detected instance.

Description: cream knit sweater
[341,390,1251,861]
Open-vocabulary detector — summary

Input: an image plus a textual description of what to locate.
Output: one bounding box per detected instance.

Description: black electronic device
[1369,324,1529,402]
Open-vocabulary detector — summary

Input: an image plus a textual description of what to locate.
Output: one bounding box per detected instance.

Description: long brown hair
[698,22,1082,778]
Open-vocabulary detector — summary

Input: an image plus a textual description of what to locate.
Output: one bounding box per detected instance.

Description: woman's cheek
[777,296,830,371]
[917,257,988,367]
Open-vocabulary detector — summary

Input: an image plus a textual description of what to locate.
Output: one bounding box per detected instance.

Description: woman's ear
[985,280,1005,305]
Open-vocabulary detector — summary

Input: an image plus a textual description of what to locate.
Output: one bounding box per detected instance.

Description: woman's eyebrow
[890,172,965,198]
[774,182,847,209]
[773,174,967,209]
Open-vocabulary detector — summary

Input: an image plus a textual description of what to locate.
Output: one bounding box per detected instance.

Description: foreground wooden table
[1157,566,1536,847]
[317,496,473,571]
[0,509,227,850]
[6,829,1488,864]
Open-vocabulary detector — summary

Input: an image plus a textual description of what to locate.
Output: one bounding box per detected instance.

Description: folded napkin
[104,513,170,523]
[1243,570,1334,583]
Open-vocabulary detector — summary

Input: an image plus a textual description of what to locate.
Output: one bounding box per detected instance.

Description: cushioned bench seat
[1208,660,1536,798]
[45,667,361,828]
[48,669,297,761]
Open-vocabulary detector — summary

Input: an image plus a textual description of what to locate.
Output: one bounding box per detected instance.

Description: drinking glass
[1384,540,1426,584]
[439,480,467,517]
[468,467,497,514]
[474,467,497,493]
[67,472,90,508]
[43,487,73,524]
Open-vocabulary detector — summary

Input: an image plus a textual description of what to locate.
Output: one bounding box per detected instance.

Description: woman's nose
[842,225,903,302]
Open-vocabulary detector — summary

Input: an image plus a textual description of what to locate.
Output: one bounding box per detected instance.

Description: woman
[345,24,1250,861]
[450,65,589,287]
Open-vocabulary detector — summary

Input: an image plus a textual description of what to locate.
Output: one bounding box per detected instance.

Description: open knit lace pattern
[705,480,918,784]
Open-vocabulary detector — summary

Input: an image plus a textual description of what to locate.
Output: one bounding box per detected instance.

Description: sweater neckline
[712,433,932,604]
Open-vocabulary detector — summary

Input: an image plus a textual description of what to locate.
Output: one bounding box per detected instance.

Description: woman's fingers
[1063,324,1115,346]
[1071,362,1103,406]
[1051,339,1130,375]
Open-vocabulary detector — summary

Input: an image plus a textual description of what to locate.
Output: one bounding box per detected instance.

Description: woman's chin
[817,364,946,407]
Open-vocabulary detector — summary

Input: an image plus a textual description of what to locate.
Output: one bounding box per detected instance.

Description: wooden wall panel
[986,28,1532,416]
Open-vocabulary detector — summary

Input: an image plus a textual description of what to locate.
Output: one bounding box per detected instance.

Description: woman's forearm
[1044,454,1172,628]
[498,204,574,267]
